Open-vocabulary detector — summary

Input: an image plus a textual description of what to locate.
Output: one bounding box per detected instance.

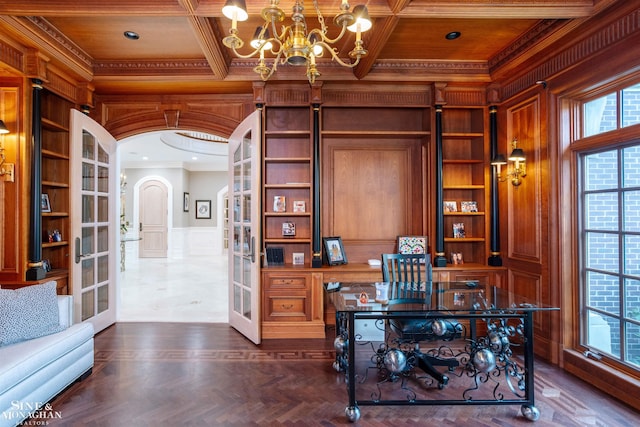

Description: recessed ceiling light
[124,31,140,40]
[192,156,198,160]
[142,156,149,160]
[445,31,461,40]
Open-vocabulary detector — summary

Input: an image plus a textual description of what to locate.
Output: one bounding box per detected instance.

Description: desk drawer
[263,291,310,321]
[264,273,309,290]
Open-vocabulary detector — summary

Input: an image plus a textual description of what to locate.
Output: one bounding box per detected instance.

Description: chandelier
[221,0,372,83]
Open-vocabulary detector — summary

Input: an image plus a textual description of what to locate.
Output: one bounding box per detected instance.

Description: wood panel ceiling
[0,0,602,95]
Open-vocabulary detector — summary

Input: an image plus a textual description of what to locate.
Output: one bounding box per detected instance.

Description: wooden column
[488,105,503,266]
[434,105,447,267]
[26,79,45,280]
[312,104,322,267]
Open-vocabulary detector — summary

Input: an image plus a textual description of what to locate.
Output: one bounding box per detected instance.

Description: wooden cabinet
[261,269,325,338]
[40,90,73,287]
[441,106,489,265]
[262,106,313,266]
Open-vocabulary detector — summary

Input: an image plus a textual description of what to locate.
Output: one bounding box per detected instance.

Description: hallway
[118,241,228,323]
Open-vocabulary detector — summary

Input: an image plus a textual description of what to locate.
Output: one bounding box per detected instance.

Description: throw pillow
[0,281,65,346]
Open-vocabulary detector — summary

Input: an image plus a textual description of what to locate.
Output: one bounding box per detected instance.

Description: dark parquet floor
[31,323,640,427]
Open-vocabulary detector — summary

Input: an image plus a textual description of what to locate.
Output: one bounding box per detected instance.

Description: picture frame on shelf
[444,200,457,213]
[451,252,464,265]
[323,236,347,266]
[293,200,306,213]
[292,252,305,265]
[195,200,211,219]
[183,192,190,212]
[282,222,296,236]
[453,223,466,238]
[461,201,478,212]
[41,193,52,213]
[397,235,428,256]
[273,196,286,212]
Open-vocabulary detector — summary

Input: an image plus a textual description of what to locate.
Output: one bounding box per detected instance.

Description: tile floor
[118,249,228,323]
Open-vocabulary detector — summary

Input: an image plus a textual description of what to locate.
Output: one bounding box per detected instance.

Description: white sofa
[0,295,94,427]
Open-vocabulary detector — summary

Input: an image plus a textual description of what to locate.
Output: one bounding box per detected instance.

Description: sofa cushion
[0,281,65,346]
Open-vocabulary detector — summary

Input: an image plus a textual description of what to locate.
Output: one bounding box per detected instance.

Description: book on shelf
[293,200,306,213]
[282,222,296,236]
[453,222,466,238]
[273,196,286,212]
[444,200,457,212]
[265,247,284,266]
[461,201,478,212]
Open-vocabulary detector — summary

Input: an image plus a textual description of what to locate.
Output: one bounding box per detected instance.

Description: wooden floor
[35,323,640,426]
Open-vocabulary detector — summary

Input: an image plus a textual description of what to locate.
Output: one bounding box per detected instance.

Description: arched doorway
[117,130,229,322]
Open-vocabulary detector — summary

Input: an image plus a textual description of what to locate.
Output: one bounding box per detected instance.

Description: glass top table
[327,281,556,313]
[326,281,559,423]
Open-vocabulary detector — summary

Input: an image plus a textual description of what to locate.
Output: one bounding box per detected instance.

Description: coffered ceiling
[0,0,603,95]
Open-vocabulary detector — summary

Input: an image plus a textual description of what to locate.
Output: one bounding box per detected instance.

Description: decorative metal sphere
[489,331,510,352]
[334,336,347,355]
[432,319,448,336]
[383,348,407,374]
[473,348,496,373]
[521,405,540,421]
[345,406,361,422]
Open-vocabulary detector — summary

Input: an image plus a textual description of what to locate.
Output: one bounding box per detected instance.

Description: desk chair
[381,253,461,388]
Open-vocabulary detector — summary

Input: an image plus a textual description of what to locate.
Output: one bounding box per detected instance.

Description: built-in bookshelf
[262,106,313,267]
[441,106,489,265]
[40,90,73,286]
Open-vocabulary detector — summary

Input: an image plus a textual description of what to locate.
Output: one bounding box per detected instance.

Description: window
[581,145,640,369]
[583,83,640,137]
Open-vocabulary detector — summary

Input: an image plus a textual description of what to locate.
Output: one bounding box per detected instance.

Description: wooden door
[228,110,261,344]
[138,180,168,258]
[70,110,117,333]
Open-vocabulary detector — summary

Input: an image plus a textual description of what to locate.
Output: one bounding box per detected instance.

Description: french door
[228,110,261,344]
[70,110,118,333]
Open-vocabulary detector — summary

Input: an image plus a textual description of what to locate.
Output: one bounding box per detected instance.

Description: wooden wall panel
[322,138,423,263]
[0,81,21,279]
[507,97,543,263]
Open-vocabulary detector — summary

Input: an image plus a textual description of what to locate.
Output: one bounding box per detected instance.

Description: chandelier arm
[307,24,348,45]
[315,41,361,68]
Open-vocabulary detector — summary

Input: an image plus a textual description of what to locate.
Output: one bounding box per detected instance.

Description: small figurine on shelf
[52,229,62,242]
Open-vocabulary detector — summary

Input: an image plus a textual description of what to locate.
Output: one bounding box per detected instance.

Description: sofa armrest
[57,295,74,328]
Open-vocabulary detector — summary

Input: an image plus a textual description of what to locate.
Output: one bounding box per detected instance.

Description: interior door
[70,109,118,333]
[138,179,168,258]
[228,110,261,344]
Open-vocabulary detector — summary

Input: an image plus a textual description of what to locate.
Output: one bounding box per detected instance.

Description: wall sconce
[0,119,15,182]
[491,138,526,186]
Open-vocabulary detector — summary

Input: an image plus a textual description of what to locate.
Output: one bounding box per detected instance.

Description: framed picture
[41,193,52,213]
[443,200,457,213]
[292,252,305,265]
[273,196,286,212]
[293,200,306,213]
[282,222,296,236]
[397,235,428,255]
[323,236,347,266]
[183,192,190,212]
[461,201,478,212]
[195,200,211,219]
[453,223,466,238]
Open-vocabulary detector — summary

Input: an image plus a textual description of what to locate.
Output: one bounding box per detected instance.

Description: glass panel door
[228,110,261,344]
[71,110,117,333]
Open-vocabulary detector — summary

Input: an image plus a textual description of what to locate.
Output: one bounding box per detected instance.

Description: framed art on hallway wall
[196,200,211,219]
